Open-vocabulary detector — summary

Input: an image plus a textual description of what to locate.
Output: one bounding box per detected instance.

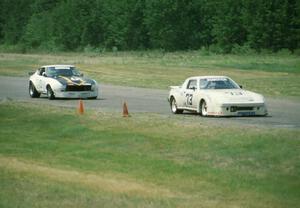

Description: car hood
[55,76,95,85]
[203,89,264,104]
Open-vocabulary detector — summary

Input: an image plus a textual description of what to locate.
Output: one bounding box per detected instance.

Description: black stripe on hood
[55,76,94,85]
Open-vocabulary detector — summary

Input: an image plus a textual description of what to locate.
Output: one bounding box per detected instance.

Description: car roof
[41,65,75,69]
[187,75,230,80]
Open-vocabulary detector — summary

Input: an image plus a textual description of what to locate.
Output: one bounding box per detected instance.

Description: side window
[38,68,45,76]
[200,79,208,89]
[187,79,197,90]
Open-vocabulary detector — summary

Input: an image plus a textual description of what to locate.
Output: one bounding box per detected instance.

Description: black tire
[170,97,183,114]
[47,86,55,100]
[200,100,208,117]
[29,82,40,98]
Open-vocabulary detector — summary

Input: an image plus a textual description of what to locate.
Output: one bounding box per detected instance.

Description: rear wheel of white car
[47,86,55,100]
[29,82,40,98]
[170,97,183,114]
[200,100,208,116]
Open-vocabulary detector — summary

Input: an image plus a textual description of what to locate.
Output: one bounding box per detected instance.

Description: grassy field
[0,102,299,208]
[0,52,299,97]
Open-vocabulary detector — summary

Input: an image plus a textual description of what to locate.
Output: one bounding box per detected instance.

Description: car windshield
[200,78,239,89]
[46,67,81,77]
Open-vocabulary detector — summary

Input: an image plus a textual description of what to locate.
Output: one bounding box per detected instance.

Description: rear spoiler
[170,86,180,89]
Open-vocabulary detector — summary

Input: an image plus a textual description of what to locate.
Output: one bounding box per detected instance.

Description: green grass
[0,52,299,97]
[0,102,299,207]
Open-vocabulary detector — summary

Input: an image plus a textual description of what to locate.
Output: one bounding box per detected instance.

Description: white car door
[184,79,198,109]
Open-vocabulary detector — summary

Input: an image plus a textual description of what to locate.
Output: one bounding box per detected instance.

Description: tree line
[0,0,299,53]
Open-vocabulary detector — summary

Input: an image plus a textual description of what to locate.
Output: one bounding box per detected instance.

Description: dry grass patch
[0,156,178,198]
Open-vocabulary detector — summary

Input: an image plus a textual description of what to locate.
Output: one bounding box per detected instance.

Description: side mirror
[191,87,196,91]
[239,85,243,89]
[42,72,47,77]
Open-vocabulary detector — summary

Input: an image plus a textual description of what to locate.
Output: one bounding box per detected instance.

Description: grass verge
[0,52,299,97]
[0,102,299,207]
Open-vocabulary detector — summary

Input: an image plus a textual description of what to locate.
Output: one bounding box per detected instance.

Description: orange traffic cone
[123,101,130,117]
[78,99,84,115]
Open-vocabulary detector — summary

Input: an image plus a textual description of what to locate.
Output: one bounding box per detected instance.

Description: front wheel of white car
[200,100,208,116]
[29,82,40,98]
[47,86,55,100]
[170,97,183,114]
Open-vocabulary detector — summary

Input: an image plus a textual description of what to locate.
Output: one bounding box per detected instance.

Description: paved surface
[1,76,300,128]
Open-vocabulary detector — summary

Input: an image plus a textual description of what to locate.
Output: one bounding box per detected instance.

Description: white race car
[29,65,98,99]
[168,76,267,116]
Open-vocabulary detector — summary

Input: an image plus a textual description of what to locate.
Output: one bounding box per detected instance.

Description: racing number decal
[186,94,193,106]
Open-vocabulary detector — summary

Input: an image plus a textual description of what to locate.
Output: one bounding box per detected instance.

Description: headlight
[91,80,98,91]
[91,84,97,91]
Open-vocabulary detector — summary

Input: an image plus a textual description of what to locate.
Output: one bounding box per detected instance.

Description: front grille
[66,85,91,91]
[236,106,254,111]
[230,106,254,112]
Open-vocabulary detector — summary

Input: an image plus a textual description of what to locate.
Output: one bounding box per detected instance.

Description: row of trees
[0,0,299,52]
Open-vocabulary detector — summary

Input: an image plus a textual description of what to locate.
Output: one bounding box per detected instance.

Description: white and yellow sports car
[168,76,267,116]
[29,65,98,99]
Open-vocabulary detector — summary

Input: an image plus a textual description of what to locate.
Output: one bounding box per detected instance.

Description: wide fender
[29,73,39,86]
[169,91,179,102]
[29,78,38,87]
[196,94,214,113]
[43,78,64,94]
[169,91,184,108]
[48,78,63,88]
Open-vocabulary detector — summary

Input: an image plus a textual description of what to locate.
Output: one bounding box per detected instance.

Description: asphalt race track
[1,76,299,129]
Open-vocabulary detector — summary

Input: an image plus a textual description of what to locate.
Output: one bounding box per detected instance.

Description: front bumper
[207,103,268,116]
[53,90,98,98]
